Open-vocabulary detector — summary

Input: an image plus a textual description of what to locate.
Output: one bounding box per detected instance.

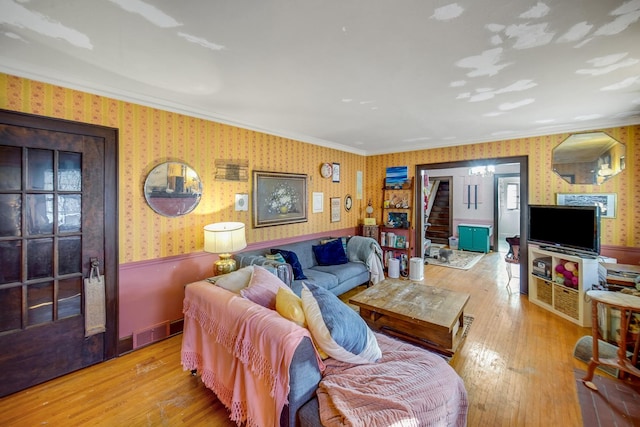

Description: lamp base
[214,253,237,275]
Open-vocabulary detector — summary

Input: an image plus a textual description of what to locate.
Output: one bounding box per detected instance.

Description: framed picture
[556,193,616,219]
[253,171,307,228]
[312,192,324,213]
[330,197,340,222]
[386,211,410,228]
[332,163,340,182]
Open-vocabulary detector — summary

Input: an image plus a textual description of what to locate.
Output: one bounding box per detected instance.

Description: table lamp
[204,222,247,275]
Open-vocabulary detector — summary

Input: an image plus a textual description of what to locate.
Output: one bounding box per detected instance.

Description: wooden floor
[0,252,618,426]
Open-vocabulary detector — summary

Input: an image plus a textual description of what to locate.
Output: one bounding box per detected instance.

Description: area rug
[424,250,484,270]
[574,369,640,427]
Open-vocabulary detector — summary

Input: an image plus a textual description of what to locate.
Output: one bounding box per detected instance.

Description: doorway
[0,110,118,397]
[494,174,521,253]
[415,156,529,294]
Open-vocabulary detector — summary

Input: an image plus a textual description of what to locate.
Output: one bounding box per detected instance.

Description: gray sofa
[234,236,374,296]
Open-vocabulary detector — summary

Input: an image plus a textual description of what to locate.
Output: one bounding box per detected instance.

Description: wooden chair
[505,236,520,294]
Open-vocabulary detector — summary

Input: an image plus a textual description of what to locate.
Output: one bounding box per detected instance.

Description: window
[506,183,519,210]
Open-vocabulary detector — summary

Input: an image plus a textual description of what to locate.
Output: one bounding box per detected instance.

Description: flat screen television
[528,205,601,256]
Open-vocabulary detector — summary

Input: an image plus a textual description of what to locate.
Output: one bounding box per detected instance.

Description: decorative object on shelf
[365,199,374,217]
[344,194,352,211]
[332,163,340,182]
[235,193,248,211]
[330,197,340,222]
[312,192,324,213]
[144,161,202,217]
[363,199,376,225]
[556,193,616,219]
[320,163,333,179]
[204,222,247,275]
[552,132,626,185]
[253,171,307,228]
[386,212,409,229]
[385,166,409,189]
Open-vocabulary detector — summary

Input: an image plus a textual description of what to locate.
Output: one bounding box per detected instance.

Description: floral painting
[253,171,307,227]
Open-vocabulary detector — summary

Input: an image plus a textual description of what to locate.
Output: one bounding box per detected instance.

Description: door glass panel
[0,240,22,284]
[58,236,81,275]
[27,149,53,191]
[58,152,82,191]
[27,238,53,280]
[58,195,81,233]
[0,194,21,237]
[26,194,53,235]
[0,146,22,190]
[58,277,81,319]
[0,286,22,332]
[27,282,53,326]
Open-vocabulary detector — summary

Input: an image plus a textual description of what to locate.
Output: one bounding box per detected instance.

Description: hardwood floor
[0,252,612,426]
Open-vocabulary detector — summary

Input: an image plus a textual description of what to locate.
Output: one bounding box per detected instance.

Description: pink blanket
[317,333,468,427]
[181,281,322,427]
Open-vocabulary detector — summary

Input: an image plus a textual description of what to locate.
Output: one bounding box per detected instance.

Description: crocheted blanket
[317,333,468,426]
[181,281,321,427]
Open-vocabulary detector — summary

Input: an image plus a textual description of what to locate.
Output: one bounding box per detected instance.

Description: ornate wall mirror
[144,162,202,217]
[552,132,625,185]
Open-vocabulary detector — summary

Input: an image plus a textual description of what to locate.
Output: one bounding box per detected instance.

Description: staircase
[425,180,451,244]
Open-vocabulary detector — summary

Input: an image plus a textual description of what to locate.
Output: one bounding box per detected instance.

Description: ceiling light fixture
[468,165,495,177]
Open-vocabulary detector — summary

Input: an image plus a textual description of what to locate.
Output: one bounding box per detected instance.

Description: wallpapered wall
[0,74,366,264]
[366,129,639,249]
[2,73,639,260]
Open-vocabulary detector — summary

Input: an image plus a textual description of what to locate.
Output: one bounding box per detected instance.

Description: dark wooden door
[0,110,118,398]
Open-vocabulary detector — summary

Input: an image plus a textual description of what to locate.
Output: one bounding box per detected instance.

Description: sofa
[234,235,383,296]
[181,265,468,427]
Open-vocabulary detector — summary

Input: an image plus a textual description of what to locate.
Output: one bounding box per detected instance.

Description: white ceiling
[1,0,639,155]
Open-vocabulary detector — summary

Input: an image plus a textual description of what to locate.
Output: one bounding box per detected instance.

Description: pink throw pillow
[240,265,289,309]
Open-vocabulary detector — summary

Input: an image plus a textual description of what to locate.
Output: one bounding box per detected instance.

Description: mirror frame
[552,132,625,185]
[144,161,202,217]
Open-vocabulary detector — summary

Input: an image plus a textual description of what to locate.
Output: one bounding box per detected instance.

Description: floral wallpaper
[1,73,638,264]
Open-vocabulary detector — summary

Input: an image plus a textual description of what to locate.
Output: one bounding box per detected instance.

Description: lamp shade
[203,222,247,254]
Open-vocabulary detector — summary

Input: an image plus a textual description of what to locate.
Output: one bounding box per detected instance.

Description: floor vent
[133,321,170,349]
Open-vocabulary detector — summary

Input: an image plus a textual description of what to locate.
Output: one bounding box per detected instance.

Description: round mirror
[144,162,202,217]
[552,132,625,185]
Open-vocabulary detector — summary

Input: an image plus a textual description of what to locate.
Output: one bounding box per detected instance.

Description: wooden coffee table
[349,279,470,356]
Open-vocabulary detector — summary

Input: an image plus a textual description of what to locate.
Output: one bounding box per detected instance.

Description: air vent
[133,321,170,349]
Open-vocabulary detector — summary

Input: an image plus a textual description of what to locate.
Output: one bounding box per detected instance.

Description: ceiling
[1,0,639,155]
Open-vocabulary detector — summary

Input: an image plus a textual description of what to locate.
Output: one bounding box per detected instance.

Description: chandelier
[468,165,495,177]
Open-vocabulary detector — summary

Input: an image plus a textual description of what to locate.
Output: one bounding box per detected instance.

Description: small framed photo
[312,192,324,213]
[330,197,341,222]
[235,193,248,211]
[556,193,616,219]
[332,163,340,183]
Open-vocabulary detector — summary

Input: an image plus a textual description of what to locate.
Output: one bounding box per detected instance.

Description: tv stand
[538,245,598,259]
[528,245,599,327]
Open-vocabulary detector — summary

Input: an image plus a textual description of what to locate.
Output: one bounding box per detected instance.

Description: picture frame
[386,211,410,228]
[330,197,341,222]
[556,193,616,219]
[312,192,324,213]
[253,171,307,228]
[332,163,340,183]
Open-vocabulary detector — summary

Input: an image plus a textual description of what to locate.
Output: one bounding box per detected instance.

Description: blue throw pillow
[312,238,348,266]
[301,283,381,364]
[271,248,307,280]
